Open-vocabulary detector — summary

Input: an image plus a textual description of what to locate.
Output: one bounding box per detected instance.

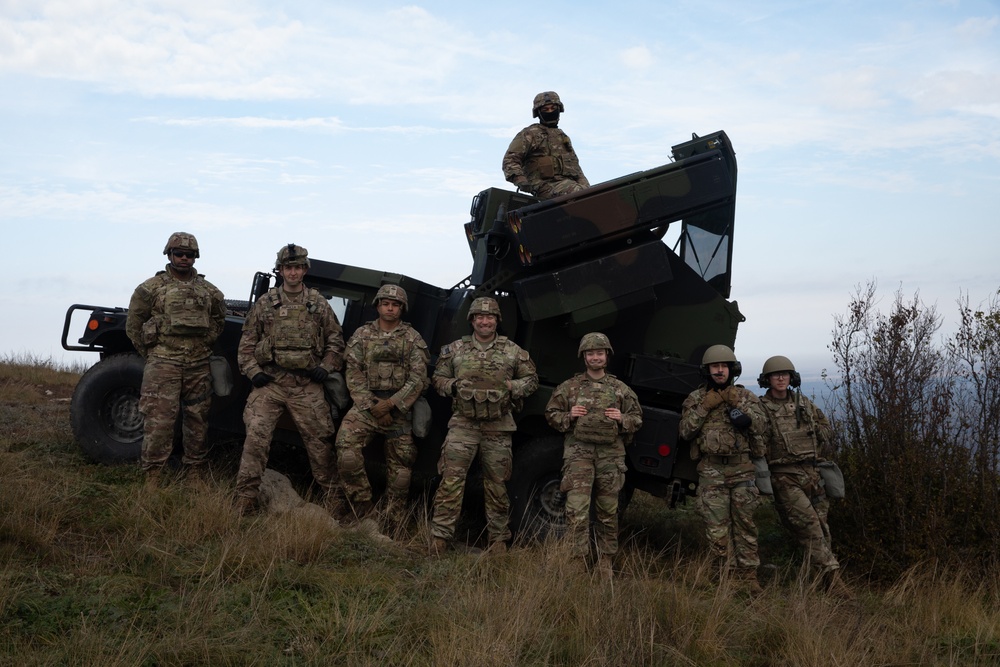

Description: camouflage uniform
[760,390,840,574]
[545,373,642,557]
[126,265,225,472]
[679,385,767,573]
[430,335,538,545]
[335,319,430,507]
[235,285,345,502]
[503,124,590,200]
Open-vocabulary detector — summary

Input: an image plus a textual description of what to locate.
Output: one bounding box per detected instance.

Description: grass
[3,358,1000,665]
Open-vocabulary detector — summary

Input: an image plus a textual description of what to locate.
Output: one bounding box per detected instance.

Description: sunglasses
[171,250,196,259]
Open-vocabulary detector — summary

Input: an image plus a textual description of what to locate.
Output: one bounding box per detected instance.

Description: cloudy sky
[2,0,998,384]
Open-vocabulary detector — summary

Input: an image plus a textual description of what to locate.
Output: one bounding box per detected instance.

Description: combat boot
[823,568,855,600]
[184,464,211,487]
[429,537,448,556]
[486,540,508,555]
[737,568,764,596]
[235,495,259,517]
[348,498,374,523]
[143,466,167,491]
[322,487,349,519]
[594,556,614,581]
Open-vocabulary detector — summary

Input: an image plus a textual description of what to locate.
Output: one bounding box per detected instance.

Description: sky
[2,0,998,387]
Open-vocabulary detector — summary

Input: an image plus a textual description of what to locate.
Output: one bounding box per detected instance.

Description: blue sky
[2,0,998,385]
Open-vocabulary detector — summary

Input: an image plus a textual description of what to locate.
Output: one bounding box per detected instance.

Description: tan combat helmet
[467,296,502,322]
[578,332,614,357]
[275,243,310,270]
[163,232,200,258]
[532,91,564,118]
[372,284,408,311]
[757,355,801,388]
[701,344,742,381]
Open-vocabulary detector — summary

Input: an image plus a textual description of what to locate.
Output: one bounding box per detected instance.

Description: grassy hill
[2,357,999,666]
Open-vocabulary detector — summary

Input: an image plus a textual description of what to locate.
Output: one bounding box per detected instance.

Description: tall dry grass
[3,359,1000,665]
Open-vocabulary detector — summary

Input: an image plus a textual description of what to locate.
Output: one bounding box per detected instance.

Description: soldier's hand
[701,390,724,411]
[251,373,274,388]
[309,367,329,383]
[371,398,394,419]
[570,405,588,418]
[515,179,531,193]
[376,412,394,428]
[720,385,741,407]
[728,407,752,429]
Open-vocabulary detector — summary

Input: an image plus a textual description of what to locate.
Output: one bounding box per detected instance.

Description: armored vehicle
[62,131,743,536]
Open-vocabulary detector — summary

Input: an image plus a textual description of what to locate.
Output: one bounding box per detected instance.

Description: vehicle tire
[70,353,146,464]
[508,436,566,540]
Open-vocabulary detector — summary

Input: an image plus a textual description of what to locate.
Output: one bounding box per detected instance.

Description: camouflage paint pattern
[545,372,642,556]
[335,319,429,504]
[430,335,538,543]
[236,286,345,501]
[680,384,767,570]
[138,356,213,470]
[761,391,840,571]
[502,124,590,200]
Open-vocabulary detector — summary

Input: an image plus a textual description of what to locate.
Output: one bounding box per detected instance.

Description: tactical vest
[265,289,321,370]
[525,128,580,182]
[160,278,212,336]
[697,395,750,457]
[764,396,819,463]
[365,330,411,392]
[452,337,513,421]
[572,380,620,445]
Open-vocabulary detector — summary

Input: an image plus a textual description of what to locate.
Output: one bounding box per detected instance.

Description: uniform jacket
[502,124,590,194]
[545,372,642,451]
[679,384,767,464]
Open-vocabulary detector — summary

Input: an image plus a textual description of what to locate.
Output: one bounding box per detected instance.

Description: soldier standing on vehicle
[429,297,538,555]
[679,345,768,593]
[758,355,851,596]
[545,333,642,578]
[234,244,345,515]
[502,91,590,200]
[336,284,430,524]
[126,232,226,485]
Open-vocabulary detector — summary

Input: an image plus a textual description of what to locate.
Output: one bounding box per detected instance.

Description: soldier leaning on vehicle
[234,244,345,516]
[126,232,226,487]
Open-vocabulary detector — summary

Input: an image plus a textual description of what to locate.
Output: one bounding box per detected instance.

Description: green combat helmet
[532,91,564,118]
[701,344,742,380]
[372,284,408,311]
[163,232,200,258]
[578,332,614,357]
[467,296,501,322]
[757,355,801,388]
[275,243,310,270]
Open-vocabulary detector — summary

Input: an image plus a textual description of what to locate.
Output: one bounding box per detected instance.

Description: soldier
[336,284,430,522]
[679,344,768,593]
[429,297,538,555]
[545,333,642,577]
[126,232,226,485]
[758,355,850,595]
[234,244,345,515]
[502,91,590,200]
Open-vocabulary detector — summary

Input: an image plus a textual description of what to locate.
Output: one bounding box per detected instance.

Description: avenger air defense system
[63,131,744,536]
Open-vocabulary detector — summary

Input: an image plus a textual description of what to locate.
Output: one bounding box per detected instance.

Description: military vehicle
[62,131,743,536]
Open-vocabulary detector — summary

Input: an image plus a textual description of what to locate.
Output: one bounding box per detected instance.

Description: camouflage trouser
[430,425,512,543]
[236,378,337,500]
[533,178,588,200]
[696,463,761,569]
[139,356,212,471]
[560,441,626,557]
[335,406,414,504]
[771,463,839,571]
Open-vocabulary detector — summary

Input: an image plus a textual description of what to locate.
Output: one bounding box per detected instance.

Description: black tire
[70,353,146,464]
[509,436,566,540]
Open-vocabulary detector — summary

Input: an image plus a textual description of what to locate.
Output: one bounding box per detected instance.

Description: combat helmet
[275,243,310,270]
[757,355,801,388]
[372,284,408,311]
[532,91,565,118]
[467,296,501,322]
[578,332,614,357]
[163,232,200,258]
[701,344,742,381]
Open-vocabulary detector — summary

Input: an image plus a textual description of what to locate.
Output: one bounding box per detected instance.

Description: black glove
[729,407,752,429]
[310,367,329,383]
[251,372,274,388]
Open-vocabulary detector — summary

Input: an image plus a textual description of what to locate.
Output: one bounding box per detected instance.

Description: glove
[729,407,752,429]
[309,367,329,383]
[371,398,394,419]
[514,179,532,193]
[720,385,741,407]
[701,390,724,411]
[251,373,273,388]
